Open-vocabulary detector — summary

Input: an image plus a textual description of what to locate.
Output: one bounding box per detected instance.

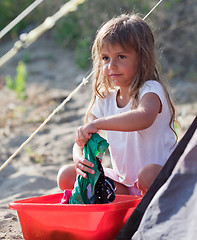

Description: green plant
[75,38,91,68]
[53,0,150,69]
[25,146,44,164]
[0,0,35,38]
[5,75,15,90]
[23,50,31,63]
[186,71,197,82]
[15,61,27,99]
[5,61,27,99]
[54,15,81,47]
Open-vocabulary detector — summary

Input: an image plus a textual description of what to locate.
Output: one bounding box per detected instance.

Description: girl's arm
[76,92,161,147]
[94,92,161,131]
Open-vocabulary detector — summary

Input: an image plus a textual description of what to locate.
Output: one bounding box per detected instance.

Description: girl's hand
[74,156,95,178]
[75,121,98,147]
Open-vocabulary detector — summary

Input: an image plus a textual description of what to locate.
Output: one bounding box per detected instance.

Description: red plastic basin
[9,192,141,240]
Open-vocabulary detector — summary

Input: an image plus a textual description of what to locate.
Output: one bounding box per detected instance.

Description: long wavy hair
[86,13,176,136]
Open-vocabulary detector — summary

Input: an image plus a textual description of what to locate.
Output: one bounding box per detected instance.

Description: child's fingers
[77,161,95,174]
[76,168,87,178]
[76,127,90,147]
[77,125,93,141]
[80,158,94,168]
[77,127,86,141]
[75,158,95,177]
[75,138,87,147]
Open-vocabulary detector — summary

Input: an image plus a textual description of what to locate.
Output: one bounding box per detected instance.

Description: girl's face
[101,43,138,89]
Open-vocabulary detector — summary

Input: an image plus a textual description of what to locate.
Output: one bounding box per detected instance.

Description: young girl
[57,13,177,195]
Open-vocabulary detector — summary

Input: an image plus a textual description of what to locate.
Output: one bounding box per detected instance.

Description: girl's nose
[108,59,117,70]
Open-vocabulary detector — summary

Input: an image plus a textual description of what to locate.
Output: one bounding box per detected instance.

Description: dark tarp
[116,116,197,240]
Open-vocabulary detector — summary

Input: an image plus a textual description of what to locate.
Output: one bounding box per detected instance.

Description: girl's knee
[138,164,162,195]
[57,164,76,191]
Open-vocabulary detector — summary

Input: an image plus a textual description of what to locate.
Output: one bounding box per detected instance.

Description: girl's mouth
[109,74,122,78]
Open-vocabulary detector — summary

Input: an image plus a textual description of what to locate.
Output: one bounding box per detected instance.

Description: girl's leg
[115,182,130,195]
[57,165,131,195]
[57,164,76,191]
[137,163,162,196]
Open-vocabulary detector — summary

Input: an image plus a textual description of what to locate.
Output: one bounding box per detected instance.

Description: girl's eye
[102,56,109,61]
[118,55,126,59]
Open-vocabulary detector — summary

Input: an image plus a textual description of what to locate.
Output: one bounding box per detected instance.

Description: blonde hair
[86,13,176,136]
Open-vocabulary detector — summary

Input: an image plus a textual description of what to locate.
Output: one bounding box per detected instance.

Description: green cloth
[69,133,109,204]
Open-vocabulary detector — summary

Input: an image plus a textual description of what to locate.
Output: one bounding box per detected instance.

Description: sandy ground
[0,35,196,239]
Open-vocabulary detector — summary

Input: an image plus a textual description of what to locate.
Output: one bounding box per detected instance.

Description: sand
[0,35,196,239]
